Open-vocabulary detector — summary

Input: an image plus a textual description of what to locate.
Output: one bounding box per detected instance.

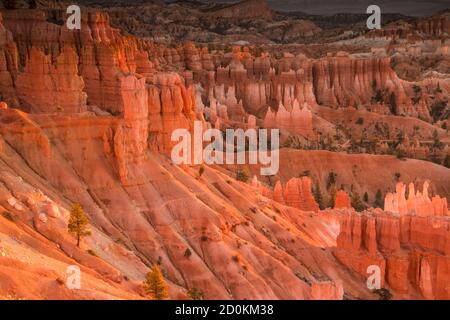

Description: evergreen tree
[313,181,325,210]
[326,171,337,190]
[363,192,369,203]
[143,265,169,300]
[68,203,91,247]
[351,192,365,212]
[374,189,384,209]
[329,184,337,208]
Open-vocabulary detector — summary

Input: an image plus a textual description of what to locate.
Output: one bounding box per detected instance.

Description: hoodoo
[0,0,449,301]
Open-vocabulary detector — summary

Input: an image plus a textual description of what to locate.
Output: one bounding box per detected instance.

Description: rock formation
[264,100,314,137]
[260,177,319,212]
[334,190,352,209]
[14,46,87,113]
[384,181,449,216]
[0,3,449,301]
[333,210,450,299]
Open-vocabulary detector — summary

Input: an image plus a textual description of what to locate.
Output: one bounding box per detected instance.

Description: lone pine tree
[143,264,169,300]
[68,203,91,247]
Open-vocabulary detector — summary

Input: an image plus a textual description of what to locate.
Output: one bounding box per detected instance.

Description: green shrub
[184,248,192,258]
[236,169,249,182]
[187,287,205,300]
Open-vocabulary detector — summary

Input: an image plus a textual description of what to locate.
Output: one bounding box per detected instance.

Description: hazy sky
[210,0,450,16]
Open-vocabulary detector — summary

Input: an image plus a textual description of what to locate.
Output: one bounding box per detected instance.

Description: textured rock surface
[384,182,449,216]
[0,4,449,301]
[264,100,314,137]
[333,210,450,299]
[260,177,320,212]
[334,190,352,209]
[14,46,87,113]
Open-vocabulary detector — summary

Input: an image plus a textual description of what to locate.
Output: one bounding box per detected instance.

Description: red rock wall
[333,210,450,299]
[269,177,319,212]
[384,181,449,217]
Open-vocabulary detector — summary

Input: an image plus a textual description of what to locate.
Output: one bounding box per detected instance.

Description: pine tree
[68,203,91,247]
[329,184,337,208]
[143,265,169,300]
[351,192,365,212]
[326,172,337,190]
[363,192,369,203]
[374,189,384,209]
[313,181,325,210]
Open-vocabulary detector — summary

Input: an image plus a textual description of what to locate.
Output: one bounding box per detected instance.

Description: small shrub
[198,166,205,179]
[356,117,364,125]
[1,211,15,222]
[236,169,249,182]
[299,170,310,177]
[373,288,392,300]
[232,255,240,263]
[396,150,407,160]
[187,287,205,300]
[184,248,192,258]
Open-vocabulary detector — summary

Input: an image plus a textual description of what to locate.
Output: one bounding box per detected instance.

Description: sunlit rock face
[384,181,449,217]
[334,190,352,209]
[264,100,314,137]
[14,46,87,113]
[0,3,449,301]
[333,209,450,299]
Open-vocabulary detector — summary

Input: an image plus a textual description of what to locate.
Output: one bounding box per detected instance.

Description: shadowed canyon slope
[0,1,449,300]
